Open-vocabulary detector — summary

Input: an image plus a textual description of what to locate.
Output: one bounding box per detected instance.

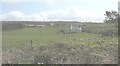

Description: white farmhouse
[36,25,45,28]
[28,24,35,27]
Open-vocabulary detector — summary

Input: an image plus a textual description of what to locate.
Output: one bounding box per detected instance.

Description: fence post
[30,40,32,47]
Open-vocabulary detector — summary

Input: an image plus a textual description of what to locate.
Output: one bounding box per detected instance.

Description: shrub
[2,22,25,31]
[2,42,118,64]
[101,29,118,37]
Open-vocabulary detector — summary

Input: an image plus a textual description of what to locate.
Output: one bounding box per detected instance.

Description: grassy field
[2,22,118,64]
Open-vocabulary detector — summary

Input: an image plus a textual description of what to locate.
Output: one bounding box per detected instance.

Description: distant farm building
[62,25,82,34]
[49,23,54,26]
[28,24,35,27]
[27,24,45,28]
[36,25,45,28]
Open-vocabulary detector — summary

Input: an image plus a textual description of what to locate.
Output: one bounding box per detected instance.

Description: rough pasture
[2,22,118,64]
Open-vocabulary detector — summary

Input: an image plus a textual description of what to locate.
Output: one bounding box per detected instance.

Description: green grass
[2,23,118,49]
[2,27,96,48]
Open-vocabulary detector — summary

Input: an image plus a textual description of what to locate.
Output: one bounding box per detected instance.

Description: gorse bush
[2,41,118,64]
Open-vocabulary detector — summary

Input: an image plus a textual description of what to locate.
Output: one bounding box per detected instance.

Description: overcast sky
[0,0,119,22]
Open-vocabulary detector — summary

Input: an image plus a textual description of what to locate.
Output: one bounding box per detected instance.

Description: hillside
[2,22,118,64]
